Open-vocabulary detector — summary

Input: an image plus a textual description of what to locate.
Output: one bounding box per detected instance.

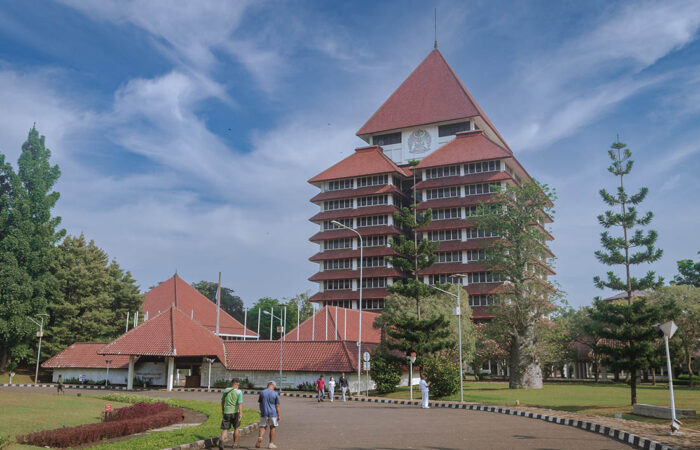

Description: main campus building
[308,49,550,320]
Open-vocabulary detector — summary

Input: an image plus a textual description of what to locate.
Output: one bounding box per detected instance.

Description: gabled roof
[415,130,511,169]
[98,306,226,364]
[42,342,136,369]
[284,306,382,343]
[356,49,509,150]
[308,146,410,184]
[143,275,256,337]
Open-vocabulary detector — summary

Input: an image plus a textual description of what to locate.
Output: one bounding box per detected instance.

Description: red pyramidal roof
[98,305,226,364]
[308,146,410,183]
[357,49,508,149]
[143,275,256,337]
[415,130,511,169]
[284,306,381,343]
[42,342,136,369]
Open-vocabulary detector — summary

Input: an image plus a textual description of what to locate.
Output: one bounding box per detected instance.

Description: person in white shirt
[419,373,430,409]
[328,376,336,402]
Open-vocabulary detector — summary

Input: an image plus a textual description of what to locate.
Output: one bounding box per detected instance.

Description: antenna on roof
[434,8,438,50]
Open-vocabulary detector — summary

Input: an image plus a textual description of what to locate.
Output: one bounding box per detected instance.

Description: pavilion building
[308,49,553,319]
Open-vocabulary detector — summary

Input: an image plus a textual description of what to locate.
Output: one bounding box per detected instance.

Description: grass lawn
[381,381,700,430]
[0,391,130,448]
[0,372,36,385]
[91,393,259,449]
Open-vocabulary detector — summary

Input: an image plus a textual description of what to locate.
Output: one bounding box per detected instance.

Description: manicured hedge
[104,402,169,422]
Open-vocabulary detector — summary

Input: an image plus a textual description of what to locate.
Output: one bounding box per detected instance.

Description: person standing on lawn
[328,376,336,402]
[256,380,281,449]
[56,375,64,394]
[315,375,325,402]
[219,378,243,449]
[338,373,348,402]
[419,373,430,409]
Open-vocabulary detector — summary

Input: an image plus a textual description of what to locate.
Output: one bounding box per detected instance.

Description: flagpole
[243,307,248,339]
[215,272,221,336]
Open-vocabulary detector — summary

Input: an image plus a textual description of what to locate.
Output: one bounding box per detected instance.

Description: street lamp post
[28,313,49,384]
[331,220,363,395]
[205,357,215,390]
[421,275,467,403]
[264,310,285,392]
[653,321,681,434]
[105,360,112,387]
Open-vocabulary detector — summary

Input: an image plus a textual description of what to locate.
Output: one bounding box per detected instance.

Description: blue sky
[0,0,698,308]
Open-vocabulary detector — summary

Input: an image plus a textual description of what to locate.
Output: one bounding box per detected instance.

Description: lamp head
[653,321,678,339]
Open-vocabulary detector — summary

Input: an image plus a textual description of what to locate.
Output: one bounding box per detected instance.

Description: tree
[561,306,606,382]
[0,126,65,370]
[589,298,661,404]
[44,234,143,356]
[244,295,314,340]
[535,317,572,380]
[369,346,402,394]
[647,285,700,388]
[422,356,461,398]
[192,280,244,322]
[471,322,508,380]
[385,313,453,370]
[282,292,314,336]
[673,252,700,287]
[472,181,558,389]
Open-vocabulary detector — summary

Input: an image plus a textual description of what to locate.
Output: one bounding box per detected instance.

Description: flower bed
[17,402,183,448]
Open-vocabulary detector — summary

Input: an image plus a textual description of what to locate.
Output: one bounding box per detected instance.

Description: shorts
[221,413,241,430]
[259,416,278,428]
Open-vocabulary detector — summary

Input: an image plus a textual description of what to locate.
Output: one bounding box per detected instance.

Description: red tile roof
[417,218,472,231]
[42,342,136,369]
[309,205,399,222]
[431,239,496,252]
[309,225,402,242]
[308,267,402,282]
[310,185,404,203]
[465,283,503,295]
[416,130,511,169]
[308,146,410,183]
[471,306,495,319]
[309,247,396,262]
[418,262,488,275]
[284,306,382,344]
[416,193,496,211]
[309,288,389,302]
[98,306,226,364]
[143,275,256,337]
[414,171,512,190]
[356,50,509,151]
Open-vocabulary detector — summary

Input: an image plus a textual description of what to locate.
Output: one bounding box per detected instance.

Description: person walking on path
[315,375,325,402]
[56,375,64,394]
[219,378,243,449]
[327,376,336,402]
[256,381,281,449]
[338,373,348,402]
[419,373,430,409]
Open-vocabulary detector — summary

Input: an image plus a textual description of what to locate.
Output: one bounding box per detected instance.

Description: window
[465,249,485,261]
[327,179,353,191]
[425,165,459,179]
[363,236,387,247]
[324,218,353,230]
[465,204,500,217]
[324,238,352,250]
[357,215,388,227]
[358,195,387,207]
[428,274,463,285]
[436,251,462,263]
[426,187,459,200]
[469,295,495,306]
[362,299,385,310]
[357,174,388,187]
[432,208,461,221]
[373,132,401,146]
[324,259,352,270]
[326,300,352,308]
[438,121,471,137]
[466,272,502,283]
[324,199,353,210]
[362,256,386,267]
[465,183,499,196]
[426,229,461,241]
[465,228,499,238]
[362,277,386,288]
[465,160,501,174]
[323,279,352,290]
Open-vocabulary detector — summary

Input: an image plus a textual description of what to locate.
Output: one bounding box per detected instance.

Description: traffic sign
[105,404,112,412]
[363,351,370,362]
[79,374,86,382]
[363,361,370,371]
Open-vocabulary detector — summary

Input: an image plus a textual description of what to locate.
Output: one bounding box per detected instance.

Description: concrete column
[127,355,135,390]
[167,357,175,392]
[563,364,568,378]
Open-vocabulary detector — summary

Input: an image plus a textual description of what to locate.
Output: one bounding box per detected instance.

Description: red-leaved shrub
[104,402,169,422]
[17,407,183,448]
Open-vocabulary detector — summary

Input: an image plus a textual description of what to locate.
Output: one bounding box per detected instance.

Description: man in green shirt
[219,378,243,449]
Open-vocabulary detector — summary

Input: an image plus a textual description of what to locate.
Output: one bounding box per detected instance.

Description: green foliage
[559,306,606,381]
[44,234,143,357]
[422,357,460,398]
[472,322,508,378]
[192,281,244,322]
[212,379,230,389]
[385,312,454,367]
[297,381,315,391]
[246,293,313,340]
[0,434,10,450]
[673,252,700,287]
[593,140,663,298]
[370,347,402,394]
[0,126,65,370]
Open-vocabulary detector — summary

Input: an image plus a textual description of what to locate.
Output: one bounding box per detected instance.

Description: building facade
[308,49,553,319]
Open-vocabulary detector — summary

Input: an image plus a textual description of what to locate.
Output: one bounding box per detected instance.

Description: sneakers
[268,444,277,449]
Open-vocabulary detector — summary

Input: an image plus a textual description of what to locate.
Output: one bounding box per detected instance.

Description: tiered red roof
[309,267,401,282]
[309,225,402,242]
[42,343,135,369]
[309,246,396,262]
[284,306,382,343]
[308,146,410,184]
[415,130,511,169]
[310,185,404,203]
[98,306,226,364]
[310,205,397,222]
[143,275,256,337]
[309,288,389,303]
[414,171,512,190]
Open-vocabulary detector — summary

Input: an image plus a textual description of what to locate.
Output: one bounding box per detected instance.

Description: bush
[423,357,460,398]
[104,402,169,422]
[240,377,255,389]
[212,379,230,389]
[371,347,402,394]
[297,381,315,391]
[0,434,11,450]
[133,376,151,387]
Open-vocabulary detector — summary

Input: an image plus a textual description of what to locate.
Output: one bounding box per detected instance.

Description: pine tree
[673,252,700,287]
[385,313,453,369]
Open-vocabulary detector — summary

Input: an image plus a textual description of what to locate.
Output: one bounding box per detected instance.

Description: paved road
[1,386,629,449]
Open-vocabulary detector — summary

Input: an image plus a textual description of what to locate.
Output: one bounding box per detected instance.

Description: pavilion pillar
[167,357,175,391]
[127,355,135,390]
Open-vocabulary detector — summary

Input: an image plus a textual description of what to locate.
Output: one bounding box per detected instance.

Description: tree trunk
[508,326,542,389]
[0,347,9,371]
[614,370,620,382]
[594,359,600,382]
[651,369,656,386]
[687,352,695,389]
[630,373,637,405]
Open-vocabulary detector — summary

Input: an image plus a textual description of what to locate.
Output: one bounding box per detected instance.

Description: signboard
[36,331,43,338]
[363,361,370,371]
[105,404,112,412]
[363,351,370,362]
[453,306,461,316]
[79,374,87,383]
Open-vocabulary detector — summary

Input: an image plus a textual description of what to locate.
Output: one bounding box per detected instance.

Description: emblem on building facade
[408,129,431,153]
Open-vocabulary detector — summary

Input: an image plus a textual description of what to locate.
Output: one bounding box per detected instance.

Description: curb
[1,383,147,391]
[162,422,258,450]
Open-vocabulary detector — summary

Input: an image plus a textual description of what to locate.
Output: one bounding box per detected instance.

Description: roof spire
[434,8,438,49]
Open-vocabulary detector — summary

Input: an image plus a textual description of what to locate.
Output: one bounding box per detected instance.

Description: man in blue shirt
[256,380,281,448]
